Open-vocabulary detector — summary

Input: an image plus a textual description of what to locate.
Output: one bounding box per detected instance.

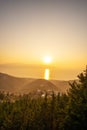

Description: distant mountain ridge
[22,79,58,93]
[0,72,70,94]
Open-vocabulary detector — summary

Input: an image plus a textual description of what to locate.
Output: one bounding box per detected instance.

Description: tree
[63,66,87,130]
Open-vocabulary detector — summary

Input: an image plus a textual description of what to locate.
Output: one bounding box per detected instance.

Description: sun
[43,56,52,64]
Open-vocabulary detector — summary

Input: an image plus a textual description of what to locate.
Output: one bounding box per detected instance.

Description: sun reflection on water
[44,68,50,80]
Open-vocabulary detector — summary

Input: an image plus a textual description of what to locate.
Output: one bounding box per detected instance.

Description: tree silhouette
[63,66,87,130]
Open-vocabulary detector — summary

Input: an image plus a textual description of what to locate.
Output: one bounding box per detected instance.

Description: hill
[0,72,34,93]
[50,80,71,93]
[0,72,70,94]
[22,79,58,93]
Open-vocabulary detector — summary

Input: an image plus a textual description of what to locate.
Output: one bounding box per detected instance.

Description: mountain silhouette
[0,72,70,94]
[22,79,58,93]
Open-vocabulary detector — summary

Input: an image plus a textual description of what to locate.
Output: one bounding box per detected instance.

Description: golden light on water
[43,56,51,80]
[44,69,50,80]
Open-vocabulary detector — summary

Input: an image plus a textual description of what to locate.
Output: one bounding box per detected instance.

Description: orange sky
[0,0,87,80]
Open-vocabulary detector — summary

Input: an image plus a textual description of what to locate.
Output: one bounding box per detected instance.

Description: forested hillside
[0,67,87,130]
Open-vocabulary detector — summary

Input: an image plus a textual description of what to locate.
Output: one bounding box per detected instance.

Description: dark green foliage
[63,66,87,130]
[0,66,87,130]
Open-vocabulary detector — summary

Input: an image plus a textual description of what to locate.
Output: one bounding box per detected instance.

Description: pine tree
[63,66,87,130]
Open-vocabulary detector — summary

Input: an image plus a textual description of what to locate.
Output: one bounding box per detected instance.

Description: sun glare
[44,69,50,80]
[43,56,52,64]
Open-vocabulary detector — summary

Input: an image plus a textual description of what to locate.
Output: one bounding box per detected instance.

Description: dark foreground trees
[63,67,87,130]
[0,67,87,130]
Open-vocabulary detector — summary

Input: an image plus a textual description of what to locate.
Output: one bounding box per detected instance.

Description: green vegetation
[0,67,87,130]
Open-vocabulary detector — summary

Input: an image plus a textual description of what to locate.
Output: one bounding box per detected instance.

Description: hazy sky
[0,0,87,80]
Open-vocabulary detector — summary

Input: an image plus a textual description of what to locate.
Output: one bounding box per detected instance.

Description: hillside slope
[22,79,58,93]
[0,72,34,93]
[0,72,70,94]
